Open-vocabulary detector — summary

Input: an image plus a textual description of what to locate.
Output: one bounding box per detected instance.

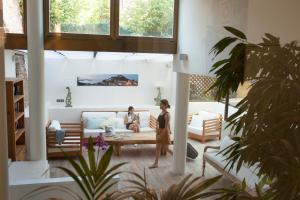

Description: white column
[27,0,46,160]
[172,72,189,175]
[0,18,9,200]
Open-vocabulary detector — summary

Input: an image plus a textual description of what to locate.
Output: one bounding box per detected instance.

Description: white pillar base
[172,72,190,175]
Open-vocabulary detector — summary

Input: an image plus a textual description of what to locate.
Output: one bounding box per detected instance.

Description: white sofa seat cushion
[9,161,50,184]
[84,126,156,138]
[199,110,220,120]
[187,125,203,135]
[204,149,260,190]
[140,127,155,132]
[84,129,105,138]
[190,115,203,127]
[220,136,235,150]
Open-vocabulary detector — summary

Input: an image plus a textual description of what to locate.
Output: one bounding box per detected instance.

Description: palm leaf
[224,26,247,40]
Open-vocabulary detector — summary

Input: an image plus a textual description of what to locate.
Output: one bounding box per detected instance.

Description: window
[3,0,25,33]
[49,0,110,35]
[119,0,175,38]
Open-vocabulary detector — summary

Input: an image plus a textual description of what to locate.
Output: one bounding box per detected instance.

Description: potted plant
[208,26,249,120]
[208,26,300,199]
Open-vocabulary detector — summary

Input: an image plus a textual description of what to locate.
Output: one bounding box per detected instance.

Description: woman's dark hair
[128,106,134,114]
[160,99,170,109]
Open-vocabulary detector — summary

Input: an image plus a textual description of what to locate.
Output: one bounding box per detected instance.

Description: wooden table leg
[114,144,121,156]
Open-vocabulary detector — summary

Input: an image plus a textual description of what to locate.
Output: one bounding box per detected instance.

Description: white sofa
[188,111,222,143]
[202,136,261,196]
[81,111,156,138]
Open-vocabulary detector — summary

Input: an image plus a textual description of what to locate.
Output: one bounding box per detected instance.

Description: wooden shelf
[14,95,24,103]
[15,128,25,141]
[6,78,26,161]
[15,112,24,122]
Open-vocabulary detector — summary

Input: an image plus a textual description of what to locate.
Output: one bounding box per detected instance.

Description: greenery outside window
[3,0,25,34]
[119,0,175,38]
[49,0,110,35]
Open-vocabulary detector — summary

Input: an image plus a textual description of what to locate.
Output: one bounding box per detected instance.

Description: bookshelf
[6,78,26,161]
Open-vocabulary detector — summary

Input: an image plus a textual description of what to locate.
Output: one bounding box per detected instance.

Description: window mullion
[110,0,119,39]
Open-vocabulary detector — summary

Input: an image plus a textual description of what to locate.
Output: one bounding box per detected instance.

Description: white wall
[174,0,248,75]
[246,0,300,43]
[45,52,175,107]
[174,0,300,75]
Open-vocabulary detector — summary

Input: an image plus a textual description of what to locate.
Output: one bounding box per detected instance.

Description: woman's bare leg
[129,124,137,133]
[149,143,161,168]
[166,145,173,155]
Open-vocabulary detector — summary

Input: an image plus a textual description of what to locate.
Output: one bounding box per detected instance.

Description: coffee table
[103,132,174,156]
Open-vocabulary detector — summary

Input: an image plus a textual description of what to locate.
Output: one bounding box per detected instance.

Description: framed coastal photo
[77,74,138,86]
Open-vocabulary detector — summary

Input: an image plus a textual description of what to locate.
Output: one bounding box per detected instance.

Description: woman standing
[149,99,173,169]
[124,106,140,133]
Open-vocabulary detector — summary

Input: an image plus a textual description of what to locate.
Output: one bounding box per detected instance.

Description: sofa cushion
[140,127,155,132]
[116,112,128,119]
[187,125,203,135]
[86,117,107,129]
[190,115,203,127]
[82,112,117,128]
[138,112,150,128]
[115,118,126,129]
[204,149,260,190]
[220,136,235,151]
[84,127,155,138]
[199,110,219,121]
[84,129,105,138]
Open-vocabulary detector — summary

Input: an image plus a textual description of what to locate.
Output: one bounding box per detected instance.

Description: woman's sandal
[148,164,158,169]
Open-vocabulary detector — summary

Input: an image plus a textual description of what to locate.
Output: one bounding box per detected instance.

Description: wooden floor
[49,139,232,198]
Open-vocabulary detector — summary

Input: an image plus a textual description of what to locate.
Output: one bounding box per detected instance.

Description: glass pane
[119,0,175,38]
[3,0,24,33]
[49,0,110,35]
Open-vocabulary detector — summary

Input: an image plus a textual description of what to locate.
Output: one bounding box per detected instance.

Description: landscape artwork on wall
[77,74,139,86]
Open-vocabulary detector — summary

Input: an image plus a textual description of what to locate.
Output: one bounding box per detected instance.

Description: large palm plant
[208,26,249,120]
[209,27,300,200]
[59,137,127,200]
[115,170,222,200]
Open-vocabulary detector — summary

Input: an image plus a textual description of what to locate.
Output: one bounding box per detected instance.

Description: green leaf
[58,167,91,200]
[210,37,238,57]
[88,137,97,176]
[95,145,114,182]
[66,158,93,197]
[224,26,247,40]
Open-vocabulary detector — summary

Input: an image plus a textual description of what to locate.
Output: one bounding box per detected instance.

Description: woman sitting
[124,106,140,133]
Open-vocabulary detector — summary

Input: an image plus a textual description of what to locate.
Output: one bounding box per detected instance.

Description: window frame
[5,0,27,49]
[5,0,179,53]
[44,0,179,53]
